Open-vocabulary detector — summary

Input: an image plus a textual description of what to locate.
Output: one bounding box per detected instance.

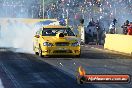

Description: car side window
[36,31,39,35]
[39,28,43,35]
[36,28,42,35]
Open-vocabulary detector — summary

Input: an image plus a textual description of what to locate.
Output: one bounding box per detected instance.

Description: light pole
[66,9,69,25]
[43,0,45,19]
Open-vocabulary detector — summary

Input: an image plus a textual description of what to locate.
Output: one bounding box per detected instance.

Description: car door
[33,30,40,51]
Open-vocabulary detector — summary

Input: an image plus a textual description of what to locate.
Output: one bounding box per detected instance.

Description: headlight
[43,42,53,46]
[71,42,80,47]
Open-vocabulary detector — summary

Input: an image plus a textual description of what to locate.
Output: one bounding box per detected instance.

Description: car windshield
[42,28,75,36]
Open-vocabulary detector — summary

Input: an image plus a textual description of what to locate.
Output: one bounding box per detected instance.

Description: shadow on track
[0,50,98,88]
[18,53,98,88]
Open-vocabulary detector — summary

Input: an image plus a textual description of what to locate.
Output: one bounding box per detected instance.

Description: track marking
[0,79,4,88]
[0,49,6,52]
[0,63,22,88]
[29,73,48,83]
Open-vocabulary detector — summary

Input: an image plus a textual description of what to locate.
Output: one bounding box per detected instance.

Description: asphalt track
[0,46,132,88]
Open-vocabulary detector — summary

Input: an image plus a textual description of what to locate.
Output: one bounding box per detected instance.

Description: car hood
[42,36,79,43]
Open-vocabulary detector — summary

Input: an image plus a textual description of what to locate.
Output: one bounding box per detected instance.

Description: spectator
[96,20,103,45]
[121,20,130,34]
[113,18,117,25]
[89,18,95,26]
[127,25,132,35]
[125,20,130,26]
[109,18,117,34]
[121,23,128,34]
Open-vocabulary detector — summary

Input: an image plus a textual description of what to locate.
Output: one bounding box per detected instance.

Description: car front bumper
[41,46,80,56]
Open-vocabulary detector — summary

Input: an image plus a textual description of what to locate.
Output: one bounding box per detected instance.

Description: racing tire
[77,76,85,84]
[75,54,81,58]
[33,44,39,55]
[38,46,44,57]
[35,52,39,55]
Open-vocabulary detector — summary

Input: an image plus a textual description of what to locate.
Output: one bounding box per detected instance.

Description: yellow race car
[33,25,80,57]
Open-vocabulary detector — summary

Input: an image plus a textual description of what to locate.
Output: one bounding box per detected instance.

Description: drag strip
[0,47,132,88]
[0,50,96,88]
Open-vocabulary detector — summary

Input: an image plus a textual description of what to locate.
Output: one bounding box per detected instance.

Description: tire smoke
[0,19,37,53]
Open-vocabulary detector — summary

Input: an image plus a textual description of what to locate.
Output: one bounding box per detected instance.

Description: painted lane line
[0,63,22,88]
[0,79,4,88]
[31,73,48,83]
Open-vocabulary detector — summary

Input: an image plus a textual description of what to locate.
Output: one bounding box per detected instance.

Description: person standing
[127,24,132,35]
[95,20,102,45]
[109,18,117,34]
[121,20,130,34]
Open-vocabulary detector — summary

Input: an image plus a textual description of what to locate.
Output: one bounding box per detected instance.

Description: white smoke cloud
[0,0,40,53]
[0,19,37,53]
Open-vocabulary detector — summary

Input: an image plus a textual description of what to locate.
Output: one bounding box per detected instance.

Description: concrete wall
[104,34,132,55]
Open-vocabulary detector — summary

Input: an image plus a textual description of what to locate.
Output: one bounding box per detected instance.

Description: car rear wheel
[35,52,39,55]
[77,76,85,84]
[33,44,39,55]
[39,46,44,57]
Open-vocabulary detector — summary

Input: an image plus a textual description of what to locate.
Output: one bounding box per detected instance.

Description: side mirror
[34,35,40,38]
